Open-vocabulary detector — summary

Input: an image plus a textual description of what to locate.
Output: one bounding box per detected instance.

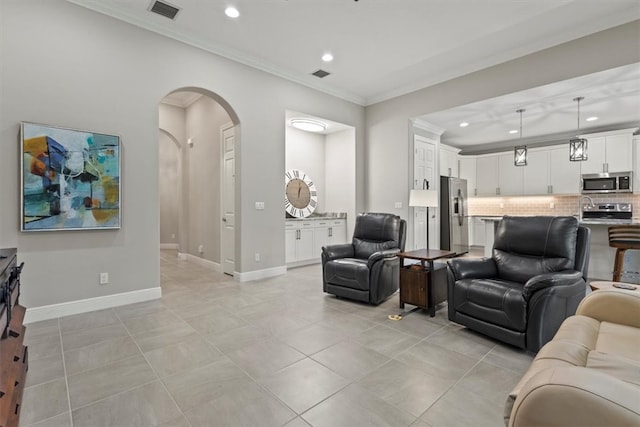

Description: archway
[159,87,240,275]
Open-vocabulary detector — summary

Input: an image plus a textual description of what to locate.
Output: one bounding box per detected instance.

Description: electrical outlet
[394,202,402,209]
[99,272,109,285]
[255,253,261,261]
[255,202,265,210]
[171,233,176,239]
[550,202,555,209]
[198,244,203,253]
[500,203,505,209]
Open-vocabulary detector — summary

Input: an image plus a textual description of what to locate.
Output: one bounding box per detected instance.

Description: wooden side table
[589,281,638,292]
[398,249,455,316]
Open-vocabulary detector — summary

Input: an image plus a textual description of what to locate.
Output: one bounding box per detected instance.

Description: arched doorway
[159,88,240,276]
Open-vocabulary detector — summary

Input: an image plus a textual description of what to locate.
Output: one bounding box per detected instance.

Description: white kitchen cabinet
[549,145,581,194]
[459,156,477,196]
[285,220,315,265]
[314,219,347,258]
[476,155,499,196]
[498,153,523,196]
[580,129,634,174]
[523,149,550,195]
[634,137,640,194]
[469,217,485,247]
[440,144,460,177]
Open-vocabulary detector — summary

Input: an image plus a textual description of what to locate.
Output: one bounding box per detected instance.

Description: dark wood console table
[0,248,27,427]
[398,249,454,317]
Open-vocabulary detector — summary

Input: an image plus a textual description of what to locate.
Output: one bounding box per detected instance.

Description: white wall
[159,133,179,245]
[365,20,640,240]
[325,128,357,237]
[285,127,326,211]
[184,96,231,263]
[0,0,365,313]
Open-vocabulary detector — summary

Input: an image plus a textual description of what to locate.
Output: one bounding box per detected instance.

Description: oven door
[582,176,617,193]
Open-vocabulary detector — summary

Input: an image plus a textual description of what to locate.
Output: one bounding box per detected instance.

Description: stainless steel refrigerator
[440,176,469,255]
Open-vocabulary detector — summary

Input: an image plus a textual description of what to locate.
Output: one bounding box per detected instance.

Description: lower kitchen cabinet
[286,218,347,266]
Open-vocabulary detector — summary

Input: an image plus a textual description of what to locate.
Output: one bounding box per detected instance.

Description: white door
[413,135,437,250]
[221,123,235,275]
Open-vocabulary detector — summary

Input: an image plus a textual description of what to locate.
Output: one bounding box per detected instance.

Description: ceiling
[67,0,640,107]
[70,0,639,150]
[419,62,640,153]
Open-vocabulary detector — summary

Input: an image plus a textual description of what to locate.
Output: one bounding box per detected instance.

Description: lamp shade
[409,189,439,207]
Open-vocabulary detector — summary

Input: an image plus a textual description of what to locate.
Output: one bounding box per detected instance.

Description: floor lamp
[409,188,439,250]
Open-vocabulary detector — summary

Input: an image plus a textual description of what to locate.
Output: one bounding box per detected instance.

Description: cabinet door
[440,149,458,177]
[498,153,523,196]
[285,228,297,263]
[476,156,499,196]
[634,137,640,194]
[549,146,581,194]
[328,221,347,246]
[580,136,606,174]
[297,228,315,261]
[459,157,477,196]
[605,133,632,172]
[523,150,550,195]
[314,221,330,258]
[474,218,485,247]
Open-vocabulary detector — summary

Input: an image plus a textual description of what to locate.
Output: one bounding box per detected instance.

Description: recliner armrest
[522,270,583,301]
[576,288,640,328]
[322,243,354,261]
[367,248,400,269]
[447,257,497,281]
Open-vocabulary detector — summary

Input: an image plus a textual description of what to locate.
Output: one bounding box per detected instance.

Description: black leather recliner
[322,213,407,305]
[447,216,590,352]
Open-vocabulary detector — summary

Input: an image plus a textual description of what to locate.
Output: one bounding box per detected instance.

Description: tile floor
[21,250,534,426]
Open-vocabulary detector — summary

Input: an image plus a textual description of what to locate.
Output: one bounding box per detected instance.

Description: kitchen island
[478,217,639,283]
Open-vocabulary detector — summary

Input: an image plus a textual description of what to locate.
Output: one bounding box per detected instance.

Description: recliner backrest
[493,216,579,283]
[352,213,405,259]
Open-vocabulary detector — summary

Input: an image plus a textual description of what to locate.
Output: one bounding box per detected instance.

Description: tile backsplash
[468,193,640,220]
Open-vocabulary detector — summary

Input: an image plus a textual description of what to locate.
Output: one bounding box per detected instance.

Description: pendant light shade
[569,97,588,162]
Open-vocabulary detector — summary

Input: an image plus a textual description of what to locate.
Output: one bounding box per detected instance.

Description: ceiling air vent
[148,0,181,20]
[311,69,331,78]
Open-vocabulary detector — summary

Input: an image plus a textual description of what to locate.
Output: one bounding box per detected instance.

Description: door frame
[220,121,235,275]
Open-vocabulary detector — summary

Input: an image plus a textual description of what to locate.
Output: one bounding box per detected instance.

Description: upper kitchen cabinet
[440,144,460,177]
[579,129,635,174]
[498,152,523,196]
[459,156,477,196]
[549,145,581,194]
[523,149,549,195]
[634,135,640,194]
[475,155,499,196]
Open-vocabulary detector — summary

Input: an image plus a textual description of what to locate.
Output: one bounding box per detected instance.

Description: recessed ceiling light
[322,53,334,62]
[459,122,469,127]
[225,6,240,18]
[290,118,327,133]
[509,130,518,134]
[586,116,599,122]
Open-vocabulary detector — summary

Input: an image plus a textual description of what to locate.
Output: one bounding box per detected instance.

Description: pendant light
[569,96,588,161]
[514,108,527,166]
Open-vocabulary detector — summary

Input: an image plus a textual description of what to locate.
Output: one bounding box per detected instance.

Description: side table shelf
[0,304,28,427]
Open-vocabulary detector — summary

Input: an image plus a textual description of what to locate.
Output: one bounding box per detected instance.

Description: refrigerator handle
[457,188,464,226]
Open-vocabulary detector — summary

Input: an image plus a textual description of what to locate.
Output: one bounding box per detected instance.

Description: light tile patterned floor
[20,250,533,426]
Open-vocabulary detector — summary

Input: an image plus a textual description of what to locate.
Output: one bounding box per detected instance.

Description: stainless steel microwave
[581,172,633,194]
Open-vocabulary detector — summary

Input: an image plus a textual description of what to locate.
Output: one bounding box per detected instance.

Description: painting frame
[20,121,121,232]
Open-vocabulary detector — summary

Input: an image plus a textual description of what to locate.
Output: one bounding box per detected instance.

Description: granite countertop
[286,213,347,221]
[474,216,640,225]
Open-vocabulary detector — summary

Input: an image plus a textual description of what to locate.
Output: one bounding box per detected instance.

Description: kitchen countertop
[285,215,347,221]
[475,216,640,225]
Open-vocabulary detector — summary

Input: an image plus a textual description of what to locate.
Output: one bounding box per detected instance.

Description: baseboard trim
[183,254,221,272]
[160,243,179,249]
[24,287,162,324]
[235,266,287,282]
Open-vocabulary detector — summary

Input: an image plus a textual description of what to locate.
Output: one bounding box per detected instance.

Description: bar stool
[608,225,640,282]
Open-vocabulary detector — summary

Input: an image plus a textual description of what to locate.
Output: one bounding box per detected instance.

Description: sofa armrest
[447,257,497,281]
[321,243,354,262]
[367,248,400,269]
[577,288,640,328]
[522,270,584,301]
[507,366,640,427]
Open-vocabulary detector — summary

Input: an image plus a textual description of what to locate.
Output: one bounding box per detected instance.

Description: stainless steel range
[581,203,632,223]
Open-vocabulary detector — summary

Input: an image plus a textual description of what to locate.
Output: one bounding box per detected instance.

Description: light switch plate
[394,202,402,209]
[255,202,265,210]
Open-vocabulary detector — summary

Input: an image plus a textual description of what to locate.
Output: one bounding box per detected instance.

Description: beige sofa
[504,288,640,426]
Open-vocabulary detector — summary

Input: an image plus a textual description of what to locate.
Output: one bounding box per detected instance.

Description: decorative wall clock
[284,169,317,218]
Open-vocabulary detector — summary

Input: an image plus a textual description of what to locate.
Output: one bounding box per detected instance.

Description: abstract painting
[20,122,121,231]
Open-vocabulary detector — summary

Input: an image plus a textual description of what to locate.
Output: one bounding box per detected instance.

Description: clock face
[284,169,317,218]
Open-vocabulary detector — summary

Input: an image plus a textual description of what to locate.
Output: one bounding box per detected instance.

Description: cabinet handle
[329,227,333,237]
[603,163,608,173]
[496,187,500,195]
[474,188,477,196]
[448,167,452,176]
[548,185,553,194]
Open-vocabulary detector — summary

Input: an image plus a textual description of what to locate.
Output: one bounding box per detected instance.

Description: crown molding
[411,119,446,136]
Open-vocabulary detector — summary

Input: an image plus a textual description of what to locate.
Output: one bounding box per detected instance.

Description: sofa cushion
[587,351,640,387]
[324,258,369,291]
[452,278,526,332]
[595,321,640,360]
